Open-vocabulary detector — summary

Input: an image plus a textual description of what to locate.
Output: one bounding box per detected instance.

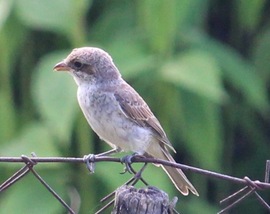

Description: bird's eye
[73,61,83,69]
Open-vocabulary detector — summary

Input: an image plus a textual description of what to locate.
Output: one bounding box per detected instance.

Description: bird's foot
[83,154,96,173]
[120,153,142,174]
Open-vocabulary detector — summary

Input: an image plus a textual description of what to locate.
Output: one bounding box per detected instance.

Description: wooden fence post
[112,185,178,214]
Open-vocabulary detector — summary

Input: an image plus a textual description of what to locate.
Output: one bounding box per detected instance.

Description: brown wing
[114,82,175,152]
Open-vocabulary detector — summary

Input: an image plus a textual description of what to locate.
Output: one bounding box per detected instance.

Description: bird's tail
[148,144,199,196]
[161,151,199,196]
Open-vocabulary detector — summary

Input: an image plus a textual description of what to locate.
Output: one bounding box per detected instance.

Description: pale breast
[77,85,153,154]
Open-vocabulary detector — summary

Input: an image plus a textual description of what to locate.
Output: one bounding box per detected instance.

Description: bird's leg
[120,153,137,174]
[120,153,145,174]
[84,148,121,173]
[95,148,120,157]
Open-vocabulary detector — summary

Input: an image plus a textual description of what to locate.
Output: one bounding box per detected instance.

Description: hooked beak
[53,61,70,72]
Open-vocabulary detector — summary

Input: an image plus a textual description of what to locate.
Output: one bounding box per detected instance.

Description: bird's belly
[88,111,152,154]
[77,89,152,154]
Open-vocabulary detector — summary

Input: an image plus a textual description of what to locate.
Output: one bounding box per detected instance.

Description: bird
[53,47,199,196]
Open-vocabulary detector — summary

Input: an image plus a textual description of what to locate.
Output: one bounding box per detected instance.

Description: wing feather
[114,83,175,152]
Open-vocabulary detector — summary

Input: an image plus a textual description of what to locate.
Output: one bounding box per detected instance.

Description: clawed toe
[120,153,139,174]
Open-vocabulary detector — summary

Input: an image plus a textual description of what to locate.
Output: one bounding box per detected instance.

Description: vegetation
[0,0,269,213]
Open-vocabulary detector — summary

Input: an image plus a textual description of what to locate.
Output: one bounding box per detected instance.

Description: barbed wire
[0,154,269,213]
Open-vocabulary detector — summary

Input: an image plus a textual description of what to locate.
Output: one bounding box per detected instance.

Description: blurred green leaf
[137,0,208,54]
[0,92,16,142]
[252,29,270,80]
[211,42,268,112]
[137,0,181,54]
[180,91,222,170]
[32,51,78,143]
[90,1,136,43]
[0,122,59,157]
[106,37,155,79]
[236,0,266,31]
[14,0,89,44]
[0,11,26,78]
[161,50,226,103]
[184,32,269,112]
[0,14,26,143]
[0,0,13,29]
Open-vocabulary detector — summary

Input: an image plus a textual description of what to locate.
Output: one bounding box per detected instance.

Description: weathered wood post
[112,185,178,214]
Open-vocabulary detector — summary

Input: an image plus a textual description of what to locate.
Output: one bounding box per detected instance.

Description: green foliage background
[0,0,270,213]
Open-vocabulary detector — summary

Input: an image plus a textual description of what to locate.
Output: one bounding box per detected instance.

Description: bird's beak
[53,61,70,72]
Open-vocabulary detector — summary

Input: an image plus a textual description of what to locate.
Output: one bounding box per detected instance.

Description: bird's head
[54,47,121,85]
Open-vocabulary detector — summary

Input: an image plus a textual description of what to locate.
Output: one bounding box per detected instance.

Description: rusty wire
[0,155,269,213]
